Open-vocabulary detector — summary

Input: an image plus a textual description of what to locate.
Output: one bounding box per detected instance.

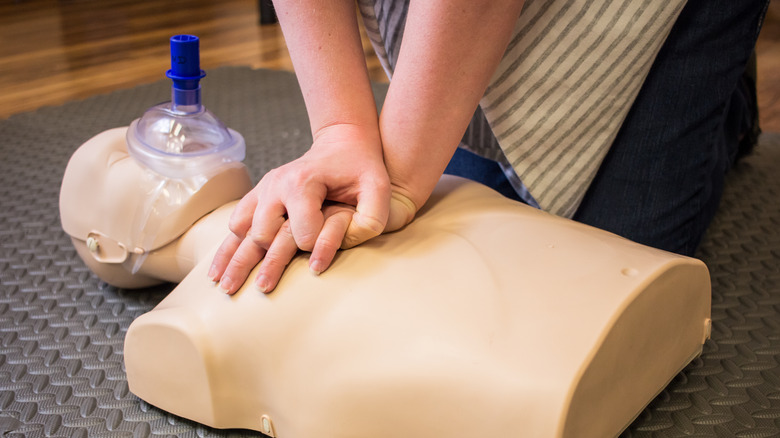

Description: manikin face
[60,127,252,287]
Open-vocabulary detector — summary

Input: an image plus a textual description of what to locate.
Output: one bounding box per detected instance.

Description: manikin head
[59,127,252,287]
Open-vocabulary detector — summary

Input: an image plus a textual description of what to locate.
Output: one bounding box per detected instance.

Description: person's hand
[209,123,393,294]
[210,187,417,296]
[210,202,356,294]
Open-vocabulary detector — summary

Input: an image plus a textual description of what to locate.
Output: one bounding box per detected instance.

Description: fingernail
[309,260,323,276]
[219,277,233,294]
[208,264,218,281]
[255,275,270,293]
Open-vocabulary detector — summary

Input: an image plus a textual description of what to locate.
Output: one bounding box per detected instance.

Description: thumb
[341,191,416,249]
[340,186,390,249]
[384,191,417,233]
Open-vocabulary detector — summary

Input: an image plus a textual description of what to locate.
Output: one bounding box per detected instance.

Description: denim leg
[444,148,525,203]
[573,0,770,256]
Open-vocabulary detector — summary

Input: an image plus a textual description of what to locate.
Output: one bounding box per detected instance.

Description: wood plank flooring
[1,0,779,132]
[0,0,386,119]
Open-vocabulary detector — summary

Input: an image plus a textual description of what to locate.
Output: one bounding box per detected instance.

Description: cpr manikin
[60,36,712,438]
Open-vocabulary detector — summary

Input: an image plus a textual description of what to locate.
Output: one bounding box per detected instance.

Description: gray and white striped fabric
[359,0,686,218]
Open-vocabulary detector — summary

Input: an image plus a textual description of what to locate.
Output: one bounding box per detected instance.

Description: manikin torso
[61,128,711,438]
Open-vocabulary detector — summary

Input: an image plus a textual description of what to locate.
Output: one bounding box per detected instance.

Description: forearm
[274,0,380,138]
[380,0,525,209]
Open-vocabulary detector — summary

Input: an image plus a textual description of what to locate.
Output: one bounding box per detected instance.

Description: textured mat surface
[1,66,779,437]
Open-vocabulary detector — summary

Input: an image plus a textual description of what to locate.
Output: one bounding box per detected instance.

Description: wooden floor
[757,1,780,132]
[2,0,779,132]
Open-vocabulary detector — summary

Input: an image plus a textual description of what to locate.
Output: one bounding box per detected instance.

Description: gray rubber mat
[1,66,779,437]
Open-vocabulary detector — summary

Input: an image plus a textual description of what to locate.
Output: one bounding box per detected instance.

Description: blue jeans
[444,148,526,203]
[448,0,769,256]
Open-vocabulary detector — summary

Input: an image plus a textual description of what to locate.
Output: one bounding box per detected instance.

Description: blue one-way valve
[166,35,207,111]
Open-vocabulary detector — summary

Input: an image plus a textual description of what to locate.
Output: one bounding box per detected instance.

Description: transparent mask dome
[126,102,245,179]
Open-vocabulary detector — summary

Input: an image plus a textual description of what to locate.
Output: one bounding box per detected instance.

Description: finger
[285,191,325,252]
[255,220,300,294]
[309,205,353,274]
[227,190,259,238]
[219,236,267,295]
[209,233,243,282]
[342,184,391,249]
[248,200,288,249]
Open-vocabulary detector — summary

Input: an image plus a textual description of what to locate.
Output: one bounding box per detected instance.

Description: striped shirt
[358,0,686,217]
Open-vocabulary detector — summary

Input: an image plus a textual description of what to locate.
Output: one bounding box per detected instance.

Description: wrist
[312,121,382,152]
